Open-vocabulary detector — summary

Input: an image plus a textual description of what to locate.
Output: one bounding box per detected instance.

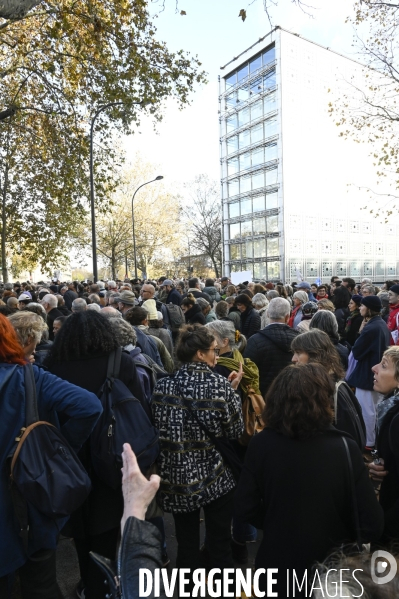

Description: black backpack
[9,364,91,547]
[90,348,160,489]
[165,303,185,332]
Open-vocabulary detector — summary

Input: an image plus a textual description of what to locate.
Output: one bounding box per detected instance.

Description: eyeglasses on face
[206,347,220,356]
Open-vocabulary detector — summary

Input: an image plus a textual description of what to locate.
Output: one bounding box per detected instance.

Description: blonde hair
[8,311,48,348]
[383,346,399,383]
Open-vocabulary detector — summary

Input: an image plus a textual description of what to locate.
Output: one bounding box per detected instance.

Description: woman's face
[293,297,302,307]
[236,303,246,313]
[292,351,309,365]
[348,299,357,312]
[181,304,188,314]
[196,339,219,368]
[372,356,398,395]
[359,304,368,318]
[317,288,326,298]
[311,285,318,294]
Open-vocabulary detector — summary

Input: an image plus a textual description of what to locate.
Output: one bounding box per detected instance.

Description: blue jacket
[166,287,182,306]
[346,316,390,390]
[0,364,102,577]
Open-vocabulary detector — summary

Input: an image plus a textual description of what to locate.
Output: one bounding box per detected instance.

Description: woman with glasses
[151,324,243,597]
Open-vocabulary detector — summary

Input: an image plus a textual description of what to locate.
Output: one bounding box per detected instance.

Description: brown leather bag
[239,387,265,446]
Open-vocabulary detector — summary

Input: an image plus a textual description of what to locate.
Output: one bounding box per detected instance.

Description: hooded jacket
[243,324,299,396]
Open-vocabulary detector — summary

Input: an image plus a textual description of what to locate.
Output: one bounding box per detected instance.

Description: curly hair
[44,311,119,365]
[108,317,137,347]
[0,314,26,365]
[291,329,345,382]
[262,363,334,440]
[8,311,48,348]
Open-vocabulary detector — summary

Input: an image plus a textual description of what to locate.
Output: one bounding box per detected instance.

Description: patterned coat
[151,362,244,513]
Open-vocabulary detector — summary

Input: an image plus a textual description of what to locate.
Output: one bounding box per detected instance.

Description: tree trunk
[0,0,42,20]
[211,254,219,278]
[111,247,117,280]
[1,166,9,283]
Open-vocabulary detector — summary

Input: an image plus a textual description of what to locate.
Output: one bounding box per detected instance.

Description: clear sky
[123,0,360,191]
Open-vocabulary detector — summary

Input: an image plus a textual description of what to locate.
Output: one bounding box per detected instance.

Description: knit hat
[49,285,58,293]
[119,290,137,306]
[160,279,174,287]
[361,295,382,312]
[351,294,362,306]
[235,293,253,308]
[389,284,399,295]
[142,299,158,320]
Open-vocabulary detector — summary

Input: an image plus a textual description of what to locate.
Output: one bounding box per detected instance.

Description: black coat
[234,427,383,597]
[347,316,391,390]
[239,306,261,339]
[48,351,148,536]
[244,324,299,395]
[331,337,349,370]
[343,312,363,347]
[184,304,206,325]
[376,401,399,543]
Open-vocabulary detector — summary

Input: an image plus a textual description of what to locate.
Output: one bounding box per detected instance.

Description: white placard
[230,270,253,285]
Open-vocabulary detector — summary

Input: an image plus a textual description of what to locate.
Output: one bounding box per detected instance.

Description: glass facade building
[220,27,399,282]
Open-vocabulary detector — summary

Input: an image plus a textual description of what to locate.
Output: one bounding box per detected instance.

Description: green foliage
[0,0,206,281]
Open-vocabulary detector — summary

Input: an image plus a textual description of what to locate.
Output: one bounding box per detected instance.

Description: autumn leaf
[180,10,186,15]
[239,8,247,21]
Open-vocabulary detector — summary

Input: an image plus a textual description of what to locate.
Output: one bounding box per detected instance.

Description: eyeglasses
[206,347,220,356]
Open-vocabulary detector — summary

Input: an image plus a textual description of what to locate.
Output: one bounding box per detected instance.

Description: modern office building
[219,26,399,282]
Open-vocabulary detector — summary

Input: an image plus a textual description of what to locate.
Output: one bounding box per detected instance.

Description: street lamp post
[131,176,164,279]
[89,100,146,281]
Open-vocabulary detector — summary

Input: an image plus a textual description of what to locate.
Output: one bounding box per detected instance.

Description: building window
[254,238,266,258]
[363,243,372,255]
[306,263,318,278]
[238,107,250,128]
[230,244,241,260]
[251,100,263,121]
[336,220,346,233]
[350,261,361,276]
[239,151,251,171]
[225,72,236,90]
[336,262,347,276]
[375,262,384,276]
[263,45,275,65]
[226,114,238,134]
[253,216,266,236]
[350,221,360,233]
[251,123,264,144]
[263,69,276,90]
[306,241,317,254]
[267,260,280,279]
[362,222,371,234]
[264,116,278,137]
[336,241,346,254]
[387,264,396,275]
[242,240,253,259]
[241,219,252,237]
[228,179,239,197]
[306,216,317,229]
[266,191,278,209]
[289,240,302,254]
[237,64,248,82]
[253,195,265,212]
[364,262,373,276]
[227,157,239,177]
[240,198,252,215]
[237,83,249,103]
[376,243,384,255]
[229,202,240,218]
[322,219,332,232]
[250,54,262,74]
[230,223,240,239]
[227,136,238,155]
[322,242,331,254]
[322,262,333,277]
[265,143,278,162]
[386,224,395,235]
[266,214,278,233]
[252,171,265,190]
[254,262,266,279]
[267,168,278,186]
[264,92,277,114]
[238,128,250,149]
[240,175,251,193]
[251,147,264,168]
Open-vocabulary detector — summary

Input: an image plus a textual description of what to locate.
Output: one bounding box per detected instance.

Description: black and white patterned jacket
[151,362,244,513]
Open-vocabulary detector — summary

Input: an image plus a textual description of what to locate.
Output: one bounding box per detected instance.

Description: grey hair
[309,310,339,340]
[8,311,48,347]
[87,303,101,312]
[361,278,373,285]
[267,297,291,320]
[42,294,57,309]
[252,293,268,309]
[293,290,308,305]
[206,319,246,353]
[72,298,87,312]
[88,293,101,305]
[108,317,137,346]
[101,307,122,318]
[266,290,279,301]
[285,284,293,296]
[362,284,375,294]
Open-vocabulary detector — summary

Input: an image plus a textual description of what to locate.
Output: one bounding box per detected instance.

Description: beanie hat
[351,294,362,306]
[389,284,399,295]
[235,293,253,308]
[49,285,58,293]
[119,290,137,306]
[142,299,158,321]
[361,295,382,312]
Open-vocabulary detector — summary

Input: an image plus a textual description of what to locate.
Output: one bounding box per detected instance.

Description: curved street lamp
[89,100,147,281]
[131,176,164,279]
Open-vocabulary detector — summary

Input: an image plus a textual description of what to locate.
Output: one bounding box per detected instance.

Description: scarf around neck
[217,348,261,394]
[376,391,399,436]
[345,309,360,334]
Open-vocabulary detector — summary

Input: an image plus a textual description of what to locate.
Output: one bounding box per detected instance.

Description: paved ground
[13,513,262,598]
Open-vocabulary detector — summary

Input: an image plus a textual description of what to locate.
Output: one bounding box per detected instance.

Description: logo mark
[371,550,397,585]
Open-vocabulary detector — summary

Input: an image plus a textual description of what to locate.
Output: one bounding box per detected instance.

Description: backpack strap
[107,347,122,381]
[24,363,39,426]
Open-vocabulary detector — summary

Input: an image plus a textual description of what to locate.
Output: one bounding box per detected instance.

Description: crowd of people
[1,273,399,598]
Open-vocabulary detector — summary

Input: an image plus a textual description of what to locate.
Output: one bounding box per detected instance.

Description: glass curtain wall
[221,43,281,280]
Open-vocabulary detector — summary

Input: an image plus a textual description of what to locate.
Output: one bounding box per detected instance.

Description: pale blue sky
[124,0,361,188]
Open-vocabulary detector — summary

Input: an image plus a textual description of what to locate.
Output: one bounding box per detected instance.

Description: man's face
[388,291,399,306]
[53,321,62,336]
[141,286,154,300]
[362,287,372,297]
